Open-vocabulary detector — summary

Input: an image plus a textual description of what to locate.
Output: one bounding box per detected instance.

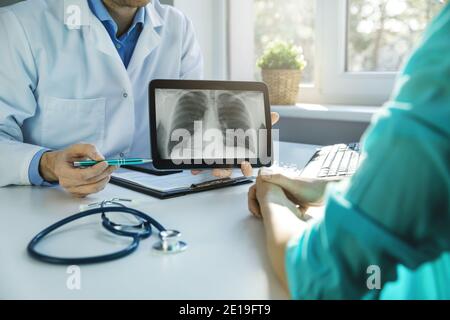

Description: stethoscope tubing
[27,206,166,265]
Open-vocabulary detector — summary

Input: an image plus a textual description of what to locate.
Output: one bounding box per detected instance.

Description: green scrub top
[285,4,450,300]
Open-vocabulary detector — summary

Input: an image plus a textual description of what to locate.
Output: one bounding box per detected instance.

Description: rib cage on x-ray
[217,93,255,152]
[167,91,208,155]
[162,90,265,158]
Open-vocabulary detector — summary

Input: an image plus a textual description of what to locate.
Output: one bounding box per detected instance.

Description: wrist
[39,151,58,182]
[260,193,307,222]
[260,202,281,218]
[261,191,287,209]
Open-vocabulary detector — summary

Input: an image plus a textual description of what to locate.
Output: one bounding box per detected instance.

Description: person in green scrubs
[248,4,450,299]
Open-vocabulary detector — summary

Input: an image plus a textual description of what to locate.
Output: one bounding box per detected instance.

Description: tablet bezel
[149,79,272,170]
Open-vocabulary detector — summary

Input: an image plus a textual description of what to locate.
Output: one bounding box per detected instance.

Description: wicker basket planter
[262,69,301,105]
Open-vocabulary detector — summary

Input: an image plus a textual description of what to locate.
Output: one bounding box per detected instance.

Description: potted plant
[257,41,307,105]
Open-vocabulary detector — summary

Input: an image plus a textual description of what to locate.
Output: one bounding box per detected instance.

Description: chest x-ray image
[154,89,268,165]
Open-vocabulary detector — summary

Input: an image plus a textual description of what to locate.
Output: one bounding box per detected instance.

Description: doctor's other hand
[39,144,118,198]
[192,112,280,178]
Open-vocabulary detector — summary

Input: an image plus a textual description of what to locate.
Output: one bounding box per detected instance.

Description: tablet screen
[151,83,271,168]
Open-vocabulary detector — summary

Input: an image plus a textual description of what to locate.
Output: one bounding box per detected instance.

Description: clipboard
[109,169,253,200]
[121,163,183,176]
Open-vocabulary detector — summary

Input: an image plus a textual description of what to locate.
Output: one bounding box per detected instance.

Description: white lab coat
[0,0,203,186]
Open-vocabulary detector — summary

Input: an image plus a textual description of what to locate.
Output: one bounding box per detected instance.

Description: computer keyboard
[301,143,361,179]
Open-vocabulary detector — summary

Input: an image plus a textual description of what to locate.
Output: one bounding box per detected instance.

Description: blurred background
[0,0,445,145]
[176,0,445,145]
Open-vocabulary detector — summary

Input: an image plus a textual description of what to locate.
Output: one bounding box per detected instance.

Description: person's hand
[259,170,329,209]
[39,143,118,198]
[192,112,280,178]
[248,174,306,220]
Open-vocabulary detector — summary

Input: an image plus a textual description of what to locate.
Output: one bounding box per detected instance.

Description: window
[254,0,315,84]
[229,0,445,106]
[347,0,444,72]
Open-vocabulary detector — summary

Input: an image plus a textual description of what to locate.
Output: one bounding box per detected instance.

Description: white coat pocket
[41,96,106,150]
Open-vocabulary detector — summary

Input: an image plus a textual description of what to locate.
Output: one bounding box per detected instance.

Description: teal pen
[73,158,153,168]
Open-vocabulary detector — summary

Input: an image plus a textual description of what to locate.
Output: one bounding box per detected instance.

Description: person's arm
[283,119,449,299]
[248,171,333,293]
[256,5,450,299]
[261,204,305,290]
[253,123,449,299]
[249,179,308,289]
[0,9,115,195]
[28,148,52,186]
[0,8,43,187]
[179,14,203,80]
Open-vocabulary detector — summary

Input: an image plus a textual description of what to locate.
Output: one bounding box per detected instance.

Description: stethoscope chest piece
[153,230,187,254]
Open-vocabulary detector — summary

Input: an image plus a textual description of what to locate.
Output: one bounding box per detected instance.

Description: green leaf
[257,40,307,70]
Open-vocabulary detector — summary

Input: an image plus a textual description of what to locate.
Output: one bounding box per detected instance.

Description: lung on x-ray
[155,89,267,163]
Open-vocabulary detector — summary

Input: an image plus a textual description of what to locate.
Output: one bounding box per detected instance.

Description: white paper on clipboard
[112,169,247,192]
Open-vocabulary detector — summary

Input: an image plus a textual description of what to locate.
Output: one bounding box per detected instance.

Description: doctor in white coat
[0,0,246,197]
[0,0,277,197]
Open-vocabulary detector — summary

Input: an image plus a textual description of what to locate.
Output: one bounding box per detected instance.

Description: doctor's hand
[191,112,280,178]
[39,144,117,198]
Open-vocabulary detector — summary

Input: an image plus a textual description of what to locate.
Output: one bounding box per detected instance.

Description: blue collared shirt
[28,0,145,186]
[87,0,145,68]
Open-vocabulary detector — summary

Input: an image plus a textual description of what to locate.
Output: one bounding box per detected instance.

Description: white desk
[0,142,318,299]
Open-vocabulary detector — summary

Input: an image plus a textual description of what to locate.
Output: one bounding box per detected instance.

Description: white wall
[174,0,228,80]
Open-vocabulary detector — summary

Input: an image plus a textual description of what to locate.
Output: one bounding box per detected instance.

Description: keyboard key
[311,143,362,179]
[338,151,353,174]
[328,150,345,176]
[348,153,360,173]
[321,145,339,169]
[318,169,330,178]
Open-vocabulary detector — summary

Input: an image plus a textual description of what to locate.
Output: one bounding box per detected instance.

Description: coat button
[123,92,128,98]
[119,152,125,158]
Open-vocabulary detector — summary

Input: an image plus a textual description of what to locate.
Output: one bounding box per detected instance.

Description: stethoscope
[27,199,187,265]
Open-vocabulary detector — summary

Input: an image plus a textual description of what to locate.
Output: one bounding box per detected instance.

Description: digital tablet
[149,80,273,170]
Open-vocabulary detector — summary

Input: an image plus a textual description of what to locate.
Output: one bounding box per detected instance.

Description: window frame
[174,0,228,80]
[228,0,400,106]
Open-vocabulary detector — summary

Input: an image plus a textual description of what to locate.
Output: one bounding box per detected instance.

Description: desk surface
[0,142,318,299]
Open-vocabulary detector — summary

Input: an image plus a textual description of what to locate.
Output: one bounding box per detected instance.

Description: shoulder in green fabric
[385,4,450,137]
